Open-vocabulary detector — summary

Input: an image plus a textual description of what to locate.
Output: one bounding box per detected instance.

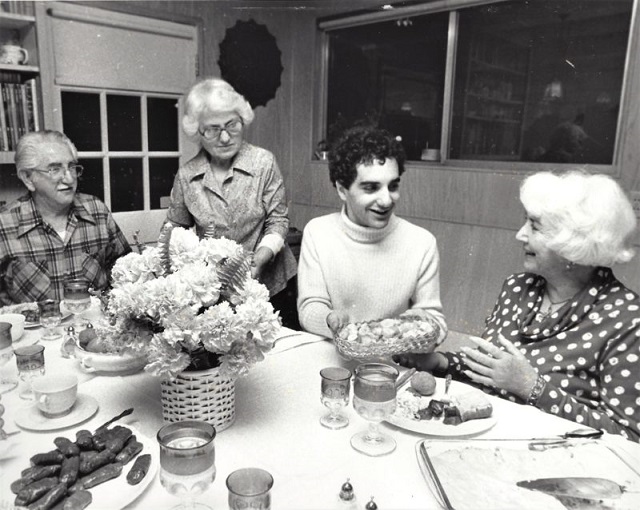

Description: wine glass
[0,322,18,394]
[38,299,62,341]
[63,279,91,329]
[351,362,398,456]
[319,367,351,429]
[157,420,217,510]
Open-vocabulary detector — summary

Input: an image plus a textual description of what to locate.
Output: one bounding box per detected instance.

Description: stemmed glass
[63,279,91,329]
[0,322,18,394]
[158,420,217,510]
[38,299,62,341]
[351,363,398,456]
[319,367,351,429]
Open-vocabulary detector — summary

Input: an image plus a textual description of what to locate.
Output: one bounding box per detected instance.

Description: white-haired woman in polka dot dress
[395,170,640,442]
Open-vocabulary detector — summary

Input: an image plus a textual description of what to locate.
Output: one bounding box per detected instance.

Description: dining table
[2,303,640,510]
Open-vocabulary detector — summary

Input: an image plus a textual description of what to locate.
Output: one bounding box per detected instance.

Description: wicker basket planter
[160,367,236,432]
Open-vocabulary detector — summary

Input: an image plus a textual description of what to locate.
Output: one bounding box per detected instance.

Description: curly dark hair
[328,126,406,189]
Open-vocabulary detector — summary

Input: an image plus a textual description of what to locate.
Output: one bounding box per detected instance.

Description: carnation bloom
[99,227,280,380]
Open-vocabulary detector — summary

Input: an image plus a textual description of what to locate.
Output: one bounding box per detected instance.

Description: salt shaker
[60,325,77,359]
[338,478,358,508]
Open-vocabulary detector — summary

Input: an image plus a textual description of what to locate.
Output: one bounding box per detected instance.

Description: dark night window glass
[326,13,448,161]
[450,0,632,163]
[107,95,142,151]
[150,157,179,209]
[61,92,101,151]
[109,158,143,212]
[148,98,179,151]
[76,159,104,201]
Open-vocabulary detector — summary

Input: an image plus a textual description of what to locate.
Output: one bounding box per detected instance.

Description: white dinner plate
[84,425,159,509]
[387,377,497,437]
[14,393,99,431]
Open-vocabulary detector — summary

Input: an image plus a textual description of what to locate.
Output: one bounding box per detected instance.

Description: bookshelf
[0,3,40,164]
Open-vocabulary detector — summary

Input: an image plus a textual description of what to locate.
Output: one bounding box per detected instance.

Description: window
[320,0,634,166]
[41,2,198,213]
[60,90,180,213]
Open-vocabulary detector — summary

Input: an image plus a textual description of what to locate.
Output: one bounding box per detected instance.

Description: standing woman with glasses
[165,78,297,323]
[0,130,131,305]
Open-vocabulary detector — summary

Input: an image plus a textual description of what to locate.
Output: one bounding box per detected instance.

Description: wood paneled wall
[85,1,640,336]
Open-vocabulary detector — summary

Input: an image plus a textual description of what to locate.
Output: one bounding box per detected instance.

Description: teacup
[0,45,29,65]
[32,374,78,418]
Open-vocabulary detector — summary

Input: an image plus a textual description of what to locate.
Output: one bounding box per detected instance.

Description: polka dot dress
[444,268,640,442]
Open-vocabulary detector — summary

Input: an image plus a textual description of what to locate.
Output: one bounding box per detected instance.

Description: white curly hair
[181,78,254,141]
[520,170,637,267]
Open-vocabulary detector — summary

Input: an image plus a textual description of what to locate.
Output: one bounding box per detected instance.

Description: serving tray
[415,438,640,510]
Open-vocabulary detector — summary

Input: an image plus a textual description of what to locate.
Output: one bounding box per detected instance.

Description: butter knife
[420,441,455,510]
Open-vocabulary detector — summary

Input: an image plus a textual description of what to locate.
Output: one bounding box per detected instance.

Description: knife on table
[516,476,634,507]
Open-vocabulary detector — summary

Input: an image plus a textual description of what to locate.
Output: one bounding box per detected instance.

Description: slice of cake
[453,392,493,422]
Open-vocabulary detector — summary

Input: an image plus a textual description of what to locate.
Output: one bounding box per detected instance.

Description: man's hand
[326,311,349,336]
[392,352,448,373]
[461,335,538,399]
[251,246,274,280]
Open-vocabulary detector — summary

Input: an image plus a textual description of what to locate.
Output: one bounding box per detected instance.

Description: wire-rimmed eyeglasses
[32,163,84,179]
[198,118,243,141]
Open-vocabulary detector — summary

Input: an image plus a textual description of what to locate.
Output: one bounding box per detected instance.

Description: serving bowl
[73,342,147,374]
[0,313,26,341]
[334,316,439,360]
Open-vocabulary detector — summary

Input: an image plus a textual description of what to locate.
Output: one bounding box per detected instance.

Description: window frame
[316,0,638,176]
[56,86,182,212]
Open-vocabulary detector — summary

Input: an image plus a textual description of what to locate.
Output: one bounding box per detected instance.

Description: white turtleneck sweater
[297,209,447,339]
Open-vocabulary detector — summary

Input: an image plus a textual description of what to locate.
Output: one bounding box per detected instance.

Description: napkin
[269,327,327,355]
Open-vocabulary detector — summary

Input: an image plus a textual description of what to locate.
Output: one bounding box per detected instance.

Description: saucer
[14,394,98,431]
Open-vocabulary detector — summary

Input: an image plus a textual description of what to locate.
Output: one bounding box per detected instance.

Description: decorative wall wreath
[218,19,283,108]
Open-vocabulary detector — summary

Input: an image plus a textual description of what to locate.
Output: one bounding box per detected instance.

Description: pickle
[126,454,151,485]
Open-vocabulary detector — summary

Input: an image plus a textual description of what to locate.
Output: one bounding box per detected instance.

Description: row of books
[0,1,34,16]
[0,78,39,151]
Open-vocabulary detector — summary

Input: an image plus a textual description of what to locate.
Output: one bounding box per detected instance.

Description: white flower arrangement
[97,225,281,380]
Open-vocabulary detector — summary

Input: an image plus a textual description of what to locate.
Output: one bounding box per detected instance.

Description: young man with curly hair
[297,126,447,341]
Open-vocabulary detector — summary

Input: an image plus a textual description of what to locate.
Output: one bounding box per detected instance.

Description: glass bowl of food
[334,315,439,360]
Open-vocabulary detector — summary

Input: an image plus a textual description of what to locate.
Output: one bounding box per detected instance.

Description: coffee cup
[32,374,78,418]
[0,45,29,65]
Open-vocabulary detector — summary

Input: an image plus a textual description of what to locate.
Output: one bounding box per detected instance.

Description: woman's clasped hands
[461,335,538,400]
[393,334,539,401]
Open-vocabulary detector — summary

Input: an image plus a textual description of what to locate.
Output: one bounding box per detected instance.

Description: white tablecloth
[2,316,639,510]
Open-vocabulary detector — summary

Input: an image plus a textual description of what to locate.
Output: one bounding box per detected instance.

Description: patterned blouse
[166,143,296,296]
[443,268,640,442]
[0,193,131,305]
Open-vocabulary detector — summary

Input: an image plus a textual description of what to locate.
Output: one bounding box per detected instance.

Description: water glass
[158,420,216,510]
[63,279,91,328]
[0,322,18,394]
[38,299,62,341]
[351,362,398,457]
[14,344,45,400]
[319,367,351,429]
[226,468,274,510]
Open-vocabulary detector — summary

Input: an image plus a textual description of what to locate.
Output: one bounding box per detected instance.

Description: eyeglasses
[199,118,243,140]
[32,163,84,179]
